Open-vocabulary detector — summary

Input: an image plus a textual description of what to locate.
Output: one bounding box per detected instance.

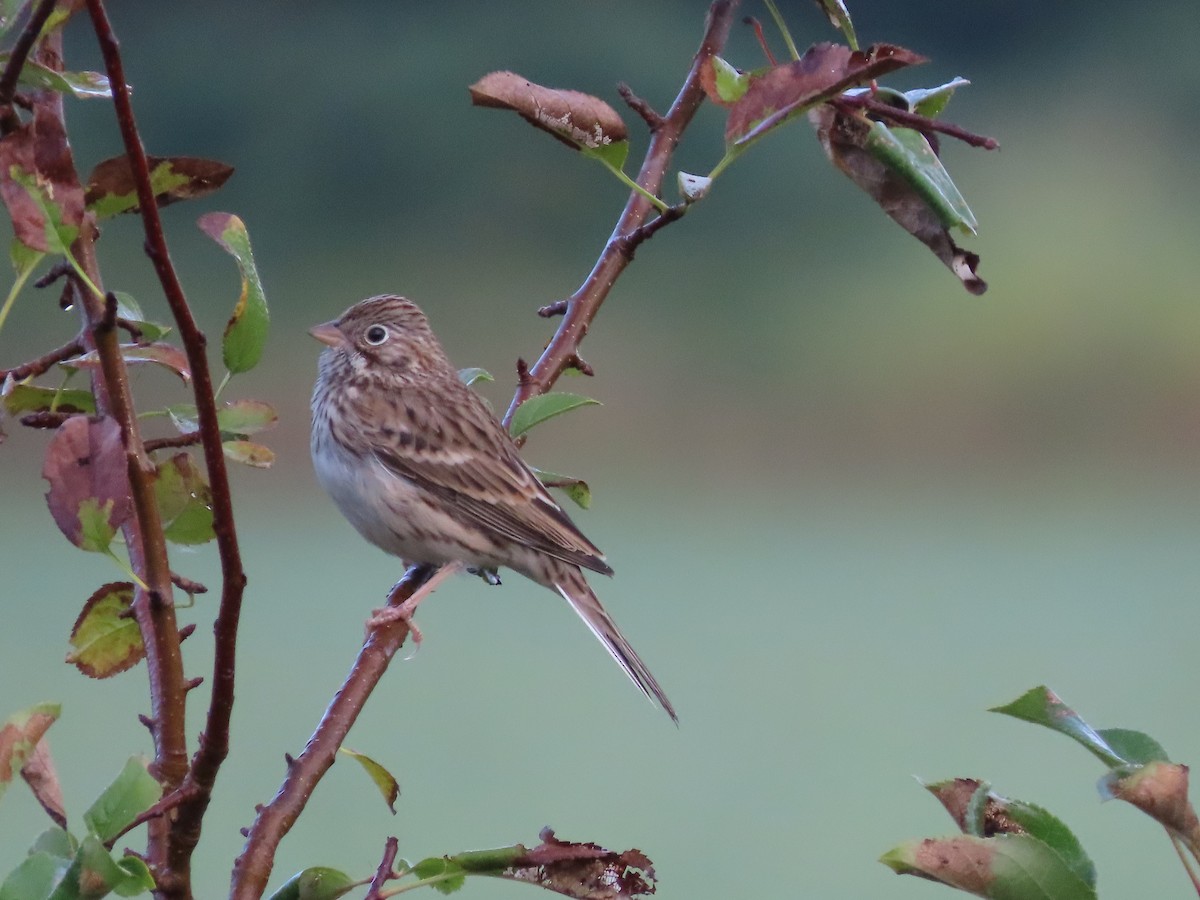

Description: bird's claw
[467,566,502,586]
[367,601,424,647]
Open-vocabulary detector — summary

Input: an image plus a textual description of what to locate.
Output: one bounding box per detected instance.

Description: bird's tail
[551,563,677,722]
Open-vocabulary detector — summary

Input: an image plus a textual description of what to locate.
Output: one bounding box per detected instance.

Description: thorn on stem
[618,82,664,130]
[178,623,196,641]
[138,714,155,732]
[566,354,595,377]
[538,300,568,318]
[184,676,204,692]
[240,827,250,837]
[515,357,533,386]
[284,753,296,768]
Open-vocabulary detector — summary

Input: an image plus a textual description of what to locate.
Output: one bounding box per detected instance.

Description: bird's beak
[309,321,346,349]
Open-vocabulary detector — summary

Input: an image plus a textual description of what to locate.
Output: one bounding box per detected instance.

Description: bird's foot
[367,596,424,646]
[467,566,502,586]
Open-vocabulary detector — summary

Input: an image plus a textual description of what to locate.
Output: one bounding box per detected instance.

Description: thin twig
[0,338,84,381]
[832,94,1000,150]
[617,83,663,131]
[144,431,201,453]
[85,2,250,888]
[501,0,741,431]
[0,0,57,135]
[363,837,401,900]
[231,565,452,899]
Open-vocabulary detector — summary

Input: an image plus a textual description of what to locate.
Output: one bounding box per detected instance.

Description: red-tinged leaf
[86,155,234,218]
[66,582,144,678]
[470,71,628,150]
[0,703,60,799]
[1102,761,1200,838]
[700,57,751,107]
[198,212,269,374]
[0,121,84,253]
[222,440,274,468]
[42,416,131,552]
[21,738,66,829]
[504,828,657,899]
[726,43,924,147]
[810,106,986,294]
[65,342,192,383]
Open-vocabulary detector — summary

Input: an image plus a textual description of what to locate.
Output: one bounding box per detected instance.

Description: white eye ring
[365,324,389,345]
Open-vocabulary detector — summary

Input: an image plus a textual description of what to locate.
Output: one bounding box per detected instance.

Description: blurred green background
[3,0,1200,896]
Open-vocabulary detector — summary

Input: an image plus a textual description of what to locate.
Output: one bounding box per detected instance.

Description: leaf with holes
[199,212,269,374]
[66,582,143,678]
[42,416,130,552]
[86,155,233,219]
[509,392,600,439]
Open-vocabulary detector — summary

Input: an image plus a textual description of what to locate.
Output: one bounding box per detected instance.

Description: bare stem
[501,0,740,430]
[0,337,84,380]
[85,2,250,890]
[230,565,454,899]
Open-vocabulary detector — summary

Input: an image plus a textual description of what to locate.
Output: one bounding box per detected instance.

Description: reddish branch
[231,565,444,899]
[831,94,999,150]
[500,0,740,430]
[0,338,84,381]
[363,837,401,900]
[86,0,249,892]
[0,0,56,135]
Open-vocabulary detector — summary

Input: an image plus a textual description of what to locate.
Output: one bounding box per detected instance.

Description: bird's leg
[367,562,463,641]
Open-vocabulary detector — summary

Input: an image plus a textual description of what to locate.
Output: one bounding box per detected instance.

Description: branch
[0,337,84,381]
[363,837,401,900]
[0,0,56,135]
[230,565,458,899]
[831,94,1000,150]
[500,0,740,429]
[85,0,249,885]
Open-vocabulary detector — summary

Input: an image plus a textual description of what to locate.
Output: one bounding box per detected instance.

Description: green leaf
[66,583,144,679]
[266,867,356,900]
[0,55,111,99]
[0,852,65,900]
[905,77,971,119]
[707,56,751,105]
[2,385,96,416]
[580,139,630,171]
[1097,727,1169,765]
[215,399,278,436]
[77,498,118,554]
[153,454,215,545]
[991,686,1126,768]
[0,239,45,336]
[508,392,600,439]
[222,440,275,468]
[993,797,1095,888]
[0,703,60,801]
[457,367,493,387]
[410,858,467,895]
[338,747,399,814]
[49,835,155,900]
[30,827,77,860]
[198,212,268,375]
[82,757,161,844]
[881,834,1096,900]
[112,292,170,342]
[530,466,592,509]
[862,122,978,234]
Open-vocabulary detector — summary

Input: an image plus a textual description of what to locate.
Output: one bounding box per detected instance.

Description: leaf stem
[0,252,40,338]
[595,155,668,212]
[762,0,801,62]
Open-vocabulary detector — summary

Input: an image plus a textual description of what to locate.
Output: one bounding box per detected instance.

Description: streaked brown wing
[369,383,612,576]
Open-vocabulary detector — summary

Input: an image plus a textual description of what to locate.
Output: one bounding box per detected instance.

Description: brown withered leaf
[928,778,1025,836]
[810,105,986,294]
[85,155,234,216]
[470,71,628,150]
[22,739,67,829]
[726,43,924,146]
[0,704,59,792]
[0,116,85,252]
[43,416,131,551]
[505,828,656,899]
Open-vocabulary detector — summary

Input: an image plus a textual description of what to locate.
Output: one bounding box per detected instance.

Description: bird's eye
[365,325,389,345]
